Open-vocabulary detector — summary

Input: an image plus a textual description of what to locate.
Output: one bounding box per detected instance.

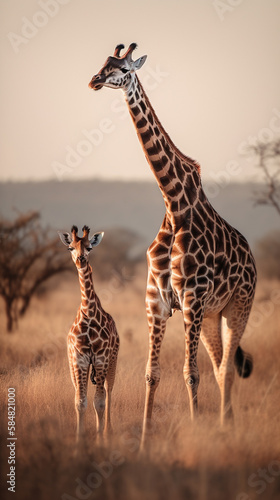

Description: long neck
[77,263,100,318]
[124,75,204,224]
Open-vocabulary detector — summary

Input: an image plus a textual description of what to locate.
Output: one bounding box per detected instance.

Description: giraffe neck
[77,263,101,318]
[123,75,203,224]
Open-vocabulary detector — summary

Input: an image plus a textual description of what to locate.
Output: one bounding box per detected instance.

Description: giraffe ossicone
[58,226,119,445]
[89,44,257,452]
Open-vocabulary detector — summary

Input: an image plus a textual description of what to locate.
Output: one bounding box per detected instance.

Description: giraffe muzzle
[77,255,86,267]
[88,74,105,91]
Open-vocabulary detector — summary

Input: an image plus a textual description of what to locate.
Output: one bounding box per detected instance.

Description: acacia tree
[249,138,280,216]
[0,211,71,332]
[246,138,280,279]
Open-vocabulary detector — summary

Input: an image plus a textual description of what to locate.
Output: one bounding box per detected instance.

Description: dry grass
[1,265,280,500]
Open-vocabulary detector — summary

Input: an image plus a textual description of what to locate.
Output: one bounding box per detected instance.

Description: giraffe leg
[104,381,112,436]
[182,293,205,420]
[140,317,167,451]
[217,326,237,425]
[68,345,90,444]
[140,287,170,452]
[200,313,223,381]
[74,365,89,443]
[104,349,118,437]
[218,291,254,425]
[93,383,106,442]
[92,358,108,443]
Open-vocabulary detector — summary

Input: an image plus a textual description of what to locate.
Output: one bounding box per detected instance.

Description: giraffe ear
[133,55,147,71]
[58,231,72,246]
[89,232,104,248]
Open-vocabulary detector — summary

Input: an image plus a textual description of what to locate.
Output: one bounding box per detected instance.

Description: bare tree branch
[248,139,280,216]
[0,211,72,332]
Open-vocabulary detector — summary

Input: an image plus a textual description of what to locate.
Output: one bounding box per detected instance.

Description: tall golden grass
[1,265,280,500]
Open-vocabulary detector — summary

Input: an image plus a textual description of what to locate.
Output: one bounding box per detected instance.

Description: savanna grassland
[1,264,280,500]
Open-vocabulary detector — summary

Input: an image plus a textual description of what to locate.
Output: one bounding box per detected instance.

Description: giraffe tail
[234,346,253,378]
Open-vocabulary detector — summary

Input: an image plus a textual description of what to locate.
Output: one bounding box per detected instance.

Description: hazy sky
[1,0,280,184]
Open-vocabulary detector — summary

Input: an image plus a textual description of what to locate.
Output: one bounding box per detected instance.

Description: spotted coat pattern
[60,226,119,443]
[89,44,257,449]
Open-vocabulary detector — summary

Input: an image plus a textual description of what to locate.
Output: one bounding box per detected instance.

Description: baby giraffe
[58,225,119,444]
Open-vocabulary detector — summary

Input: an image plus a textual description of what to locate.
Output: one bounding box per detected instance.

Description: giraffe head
[88,43,147,91]
[58,225,104,269]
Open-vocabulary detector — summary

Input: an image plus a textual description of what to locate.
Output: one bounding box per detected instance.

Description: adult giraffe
[89,43,256,450]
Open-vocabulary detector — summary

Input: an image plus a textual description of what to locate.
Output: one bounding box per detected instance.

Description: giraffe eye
[68,247,74,252]
[86,247,92,252]
[121,68,129,74]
